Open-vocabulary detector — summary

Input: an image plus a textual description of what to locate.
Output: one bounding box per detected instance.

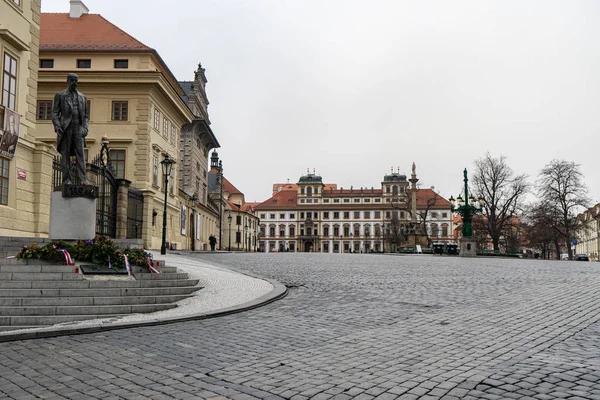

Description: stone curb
[0,276,288,343]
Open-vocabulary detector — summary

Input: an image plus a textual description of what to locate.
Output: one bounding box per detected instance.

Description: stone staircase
[0,260,201,331]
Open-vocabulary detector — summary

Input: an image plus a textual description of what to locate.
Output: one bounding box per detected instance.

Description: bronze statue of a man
[52,73,89,185]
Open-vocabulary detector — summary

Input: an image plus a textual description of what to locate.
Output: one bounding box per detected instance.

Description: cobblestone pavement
[2,253,600,399]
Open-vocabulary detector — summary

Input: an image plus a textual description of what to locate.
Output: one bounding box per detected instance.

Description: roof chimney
[70,0,89,18]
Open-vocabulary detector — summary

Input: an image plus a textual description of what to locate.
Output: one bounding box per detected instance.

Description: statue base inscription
[62,184,98,198]
[49,191,96,240]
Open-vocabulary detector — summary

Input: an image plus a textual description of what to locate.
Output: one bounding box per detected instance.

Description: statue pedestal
[460,238,478,257]
[49,190,97,240]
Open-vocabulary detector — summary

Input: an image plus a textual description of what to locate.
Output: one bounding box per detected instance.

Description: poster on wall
[0,109,20,158]
[181,205,187,235]
[196,213,200,240]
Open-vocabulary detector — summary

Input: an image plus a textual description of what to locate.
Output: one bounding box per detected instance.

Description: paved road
[2,254,600,400]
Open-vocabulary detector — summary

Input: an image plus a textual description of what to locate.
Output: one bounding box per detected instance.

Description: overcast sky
[42,0,600,205]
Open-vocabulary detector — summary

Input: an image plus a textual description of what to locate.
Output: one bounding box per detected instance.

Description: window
[300,199,305,203]
[77,59,91,68]
[432,212,438,218]
[114,59,129,69]
[375,211,381,219]
[442,212,448,218]
[289,226,295,236]
[153,154,158,186]
[171,125,176,144]
[0,158,8,205]
[270,213,275,219]
[40,59,54,68]
[300,228,304,236]
[279,214,285,219]
[364,211,370,219]
[333,199,340,203]
[36,100,52,120]
[400,211,405,218]
[333,212,339,219]
[279,228,285,236]
[163,118,169,137]
[2,53,17,110]
[324,242,329,252]
[375,199,381,203]
[333,227,339,236]
[343,199,350,203]
[323,212,329,219]
[300,188,305,194]
[11,0,21,6]
[364,198,371,203]
[260,213,266,219]
[300,212,305,219]
[111,150,125,179]
[324,227,329,236]
[111,101,128,121]
[343,212,350,219]
[386,211,391,218]
[323,199,330,203]
[344,227,350,236]
[269,227,275,236]
[354,212,360,219]
[386,198,390,203]
[289,213,295,219]
[236,215,242,225]
[314,212,318,218]
[354,198,360,203]
[154,108,160,129]
[442,225,448,236]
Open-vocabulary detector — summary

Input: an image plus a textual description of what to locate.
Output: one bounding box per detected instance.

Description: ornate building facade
[255,167,454,253]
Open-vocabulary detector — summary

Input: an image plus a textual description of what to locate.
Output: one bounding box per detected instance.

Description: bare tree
[524,200,562,259]
[537,159,590,260]
[472,153,528,251]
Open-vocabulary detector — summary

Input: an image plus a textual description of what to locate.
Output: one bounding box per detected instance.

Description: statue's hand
[82,128,88,137]
[56,127,64,136]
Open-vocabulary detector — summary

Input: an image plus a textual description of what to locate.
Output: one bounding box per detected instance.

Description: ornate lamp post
[227,213,233,251]
[160,153,175,255]
[449,168,484,257]
[244,222,248,251]
[217,160,224,250]
[236,217,241,251]
[190,193,197,251]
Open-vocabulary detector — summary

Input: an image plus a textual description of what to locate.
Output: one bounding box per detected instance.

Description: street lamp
[244,222,248,252]
[449,168,484,257]
[217,160,224,250]
[236,217,241,251]
[227,213,233,251]
[190,193,197,251]
[255,227,259,252]
[160,153,175,255]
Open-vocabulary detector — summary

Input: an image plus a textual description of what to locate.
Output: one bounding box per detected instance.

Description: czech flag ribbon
[123,254,131,276]
[55,246,74,266]
[147,254,161,274]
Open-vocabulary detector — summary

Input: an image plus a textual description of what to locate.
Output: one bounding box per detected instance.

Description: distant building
[36,1,218,250]
[575,204,600,260]
[255,168,453,253]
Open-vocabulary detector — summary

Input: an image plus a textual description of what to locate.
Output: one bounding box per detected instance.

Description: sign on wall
[181,205,187,235]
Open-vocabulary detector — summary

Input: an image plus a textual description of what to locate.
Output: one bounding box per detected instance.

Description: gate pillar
[115,179,131,239]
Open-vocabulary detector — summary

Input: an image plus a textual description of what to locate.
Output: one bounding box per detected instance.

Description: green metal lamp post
[449,168,484,255]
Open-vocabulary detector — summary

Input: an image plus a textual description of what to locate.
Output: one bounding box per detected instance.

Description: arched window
[307,186,313,197]
[392,186,398,196]
[441,223,448,237]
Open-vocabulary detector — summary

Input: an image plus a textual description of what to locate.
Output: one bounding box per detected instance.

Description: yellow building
[36,2,218,250]
[0,0,55,237]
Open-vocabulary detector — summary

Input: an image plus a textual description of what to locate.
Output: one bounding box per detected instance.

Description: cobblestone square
[2,254,600,399]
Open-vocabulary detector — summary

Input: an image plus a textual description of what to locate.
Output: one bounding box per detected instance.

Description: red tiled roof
[415,189,451,208]
[255,190,297,209]
[223,177,243,196]
[40,13,151,51]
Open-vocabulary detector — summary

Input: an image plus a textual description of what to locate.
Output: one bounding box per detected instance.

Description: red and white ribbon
[123,254,131,276]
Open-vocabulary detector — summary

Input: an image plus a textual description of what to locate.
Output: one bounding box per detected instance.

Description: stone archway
[304,241,313,252]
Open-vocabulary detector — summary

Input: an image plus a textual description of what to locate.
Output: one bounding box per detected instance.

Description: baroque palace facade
[255,167,454,253]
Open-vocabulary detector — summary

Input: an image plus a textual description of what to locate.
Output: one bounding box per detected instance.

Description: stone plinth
[460,238,478,257]
[49,192,96,240]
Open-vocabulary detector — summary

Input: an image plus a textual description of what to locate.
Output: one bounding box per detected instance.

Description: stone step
[0,264,79,273]
[0,326,38,332]
[0,303,177,317]
[134,272,189,280]
[0,278,199,289]
[0,314,128,326]
[0,294,192,307]
[0,286,200,297]
[0,272,84,281]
